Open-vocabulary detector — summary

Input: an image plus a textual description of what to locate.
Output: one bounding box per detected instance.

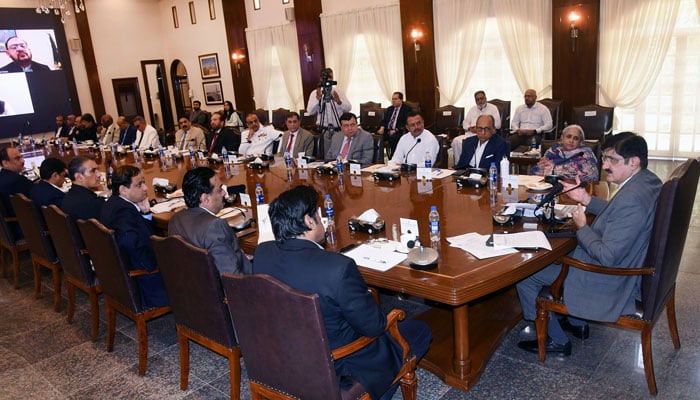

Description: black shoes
[518,337,572,356]
[558,318,590,340]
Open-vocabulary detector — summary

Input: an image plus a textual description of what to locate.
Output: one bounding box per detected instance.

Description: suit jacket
[100,195,169,308]
[77,126,98,143]
[61,184,105,222]
[0,60,50,73]
[276,128,315,157]
[168,207,252,275]
[254,239,403,399]
[55,124,70,138]
[189,109,210,128]
[206,127,241,155]
[325,129,374,166]
[30,180,65,208]
[563,169,662,322]
[119,125,137,146]
[380,103,411,132]
[455,134,509,171]
[174,126,206,151]
[0,168,33,239]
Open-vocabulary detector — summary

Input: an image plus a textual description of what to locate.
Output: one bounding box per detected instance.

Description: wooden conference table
[46,146,576,391]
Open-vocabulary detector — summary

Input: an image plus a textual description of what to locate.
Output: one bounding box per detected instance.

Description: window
[614,0,700,157]
[264,47,295,111]
[344,35,391,112]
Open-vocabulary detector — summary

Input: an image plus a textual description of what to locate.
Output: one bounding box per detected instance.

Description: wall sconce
[232,51,246,76]
[411,28,423,62]
[569,11,580,53]
[303,44,313,63]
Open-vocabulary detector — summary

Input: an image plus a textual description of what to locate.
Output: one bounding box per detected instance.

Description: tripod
[317,84,341,158]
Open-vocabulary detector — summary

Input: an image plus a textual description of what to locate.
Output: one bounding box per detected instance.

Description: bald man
[508,89,553,151]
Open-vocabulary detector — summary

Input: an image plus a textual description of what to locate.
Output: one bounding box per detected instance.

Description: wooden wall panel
[294,0,324,108]
[221,0,255,112]
[75,8,105,117]
[399,0,438,127]
[552,0,600,123]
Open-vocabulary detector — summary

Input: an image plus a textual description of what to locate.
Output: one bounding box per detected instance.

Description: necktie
[180,130,188,149]
[136,130,144,148]
[209,131,219,154]
[340,136,352,159]
[286,133,295,152]
[389,107,399,130]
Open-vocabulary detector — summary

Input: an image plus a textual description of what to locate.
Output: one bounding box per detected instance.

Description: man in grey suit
[168,167,252,275]
[276,112,315,158]
[516,132,662,355]
[324,112,374,166]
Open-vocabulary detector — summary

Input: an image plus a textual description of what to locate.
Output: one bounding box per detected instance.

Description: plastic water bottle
[530,135,537,151]
[324,194,334,220]
[188,143,196,165]
[336,154,343,173]
[500,156,510,180]
[72,137,79,155]
[424,151,432,168]
[284,151,292,169]
[110,142,117,157]
[17,133,23,148]
[254,183,264,204]
[133,148,140,163]
[107,161,114,189]
[428,206,440,242]
[488,162,498,190]
[158,144,165,158]
[324,195,336,243]
[222,146,229,164]
[29,135,35,150]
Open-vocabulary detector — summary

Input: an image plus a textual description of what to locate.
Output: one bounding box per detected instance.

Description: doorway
[141,59,175,132]
[170,59,192,119]
[112,78,144,122]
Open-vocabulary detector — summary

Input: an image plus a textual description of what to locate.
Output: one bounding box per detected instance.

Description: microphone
[553,151,584,166]
[404,138,422,164]
[535,181,589,211]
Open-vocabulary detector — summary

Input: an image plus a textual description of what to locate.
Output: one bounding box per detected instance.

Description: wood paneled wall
[552,0,600,123]
[221,0,255,112]
[75,9,105,118]
[294,0,325,108]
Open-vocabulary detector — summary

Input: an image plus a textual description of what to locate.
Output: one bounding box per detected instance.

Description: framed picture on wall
[188,1,196,24]
[202,81,224,105]
[198,53,220,79]
[208,0,216,20]
[171,6,179,29]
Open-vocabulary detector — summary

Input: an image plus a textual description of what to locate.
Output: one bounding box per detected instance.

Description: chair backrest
[300,109,318,132]
[253,108,270,125]
[538,98,563,138]
[571,104,614,140]
[151,235,237,348]
[10,194,57,262]
[359,102,383,133]
[41,205,96,287]
[404,101,420,113]
[271,108,290,131]
[222,274,342,400]
[434,105,464,137]
[641,159,700,320]
[488,99,511,135]
[77,218,142,312]
[0,200,18,247]
[435,134,448,168]
[372,133,385,164]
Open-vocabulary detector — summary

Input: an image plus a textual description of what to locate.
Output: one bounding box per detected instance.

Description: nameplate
[417,167,432,181]
[400,218,419,237]
[584,111,597,117]
[443,111,452,116]
[368,111,376,116]
[350,163,361,175]
[298,158,308,169]
[502,175,518,189]
[240,193,252,207]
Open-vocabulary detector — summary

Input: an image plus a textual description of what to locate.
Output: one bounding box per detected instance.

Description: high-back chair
[571,104,614,141]
[42,205,102,340]
[359,102,383,134]
[221,274,418,400]
[433,105,464,138]
[151,235,241,399]
[0,201,29,289]
[10,193,62,311]
[77,219,171,376]
[538,98,563,139]
[253,108,270,126]
[271,108,290,131]
[488,99,511,136]
[535,158,700,395]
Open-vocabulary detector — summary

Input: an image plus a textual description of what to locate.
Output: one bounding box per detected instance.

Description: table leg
[452,304,470,377]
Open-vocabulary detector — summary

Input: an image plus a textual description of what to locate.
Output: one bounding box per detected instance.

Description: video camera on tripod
[318,69,338,102]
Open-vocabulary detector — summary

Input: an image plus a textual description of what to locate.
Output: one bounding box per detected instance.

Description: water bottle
[188,143,196,165]
[530,135,537,151]
[500,156,510,180]
[324,194,334,220]
[254,183,264,204]
[72,137,79,155]
[336,154,343,173]
[424,151,432,168]
[107,161,113,189]
[17,133,23,148]
[428,206,440,242]
[29,135,35,150]
[110,142,117,157]
[158,144,165,158]
[488,162,498,190]
[133,148,140,163]
[284,151,292,169]
[222,146,229,164]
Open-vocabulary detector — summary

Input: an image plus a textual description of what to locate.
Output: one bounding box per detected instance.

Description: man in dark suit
[0,147,32,238]
[0,36,50,73]
[324,113,374,166]
[77,113,98,143]
[275,112,315,158]
[61,156,105,221]
[377,91,411,156]
[55,115,70,139]
[100,165,169,308]
[189,100,209,128]
[516,133,663,355]
[29,158,67,207]
[116,116,137,146]
[455,115,509,172]
[254,185,432,400]
[206,111,240,155]
[168,167,252,275]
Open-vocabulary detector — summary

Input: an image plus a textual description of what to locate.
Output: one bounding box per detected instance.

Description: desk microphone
[535,180,589,211]
[553,151,584,166]
[404,138,421,164]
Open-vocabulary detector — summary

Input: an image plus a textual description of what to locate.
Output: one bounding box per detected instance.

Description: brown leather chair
[360,102,383,134]
[433,105,464,139]
[271,108,290,131]
[488,99,511,137]
[404,101,420,113]
[253,108,270,126]
[571,104,614,141]
[535,158,700,395]
[538,98,563,140]
[0,201,29,289]
[221,274,418,400]
[42,205,102,340]
[300,109,318,132]
[372,133,385,164]
[77,218,171,376]
[435,134,449,169]
[10,194,62,312]
[151,235,241,399]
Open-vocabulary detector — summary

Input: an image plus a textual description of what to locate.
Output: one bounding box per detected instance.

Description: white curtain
[246,23,304,110]
[433,0,489,106]
[493,0,552,98]
[320,3,404,98]
[598,0,680,109]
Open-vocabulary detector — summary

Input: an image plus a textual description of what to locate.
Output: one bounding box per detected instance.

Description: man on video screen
[0,36,49,73]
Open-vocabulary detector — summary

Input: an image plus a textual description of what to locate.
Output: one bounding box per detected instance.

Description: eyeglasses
[475,126,492,133]
[7,43,28,50]
[601,154,625,165]
[562,133,582,141]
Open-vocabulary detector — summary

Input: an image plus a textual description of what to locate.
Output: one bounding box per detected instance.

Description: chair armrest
[4,217,17,223]
[80,249,89,255]
[560,256,655,276]
[368,287,379,305]
[331,309,407,361]
[128,268,160,277]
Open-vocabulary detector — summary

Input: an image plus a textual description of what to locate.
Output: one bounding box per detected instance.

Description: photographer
[306,68,351,156]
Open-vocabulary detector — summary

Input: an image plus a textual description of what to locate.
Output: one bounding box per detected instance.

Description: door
[112,78,144,122]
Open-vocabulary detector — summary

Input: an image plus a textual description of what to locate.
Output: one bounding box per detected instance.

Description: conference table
[43,145,576,391]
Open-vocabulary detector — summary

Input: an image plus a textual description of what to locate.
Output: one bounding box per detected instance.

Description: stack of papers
[492,231,552,250]
[446,233,518,259]
[151,198,186,213]
[344,244,406,271]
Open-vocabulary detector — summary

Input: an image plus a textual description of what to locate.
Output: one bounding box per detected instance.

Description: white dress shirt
[306,87,351,128]
[470,139,490,168]
[101,123,121,144]
[463,103,501,130]
[134,124,160,150]
[391,129,440,165]
[511,102,553,133]
[238,125,282,156]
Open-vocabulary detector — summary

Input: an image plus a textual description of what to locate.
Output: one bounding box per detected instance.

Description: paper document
[344,244,406,272]
[446,233,518,259]
[492,231,552,250]
[361,164,397,173]
[257,204,275,244]
[151,198,186,213]
[431,169,455,179]
[503,202,537,218]
[516,175,544,187]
